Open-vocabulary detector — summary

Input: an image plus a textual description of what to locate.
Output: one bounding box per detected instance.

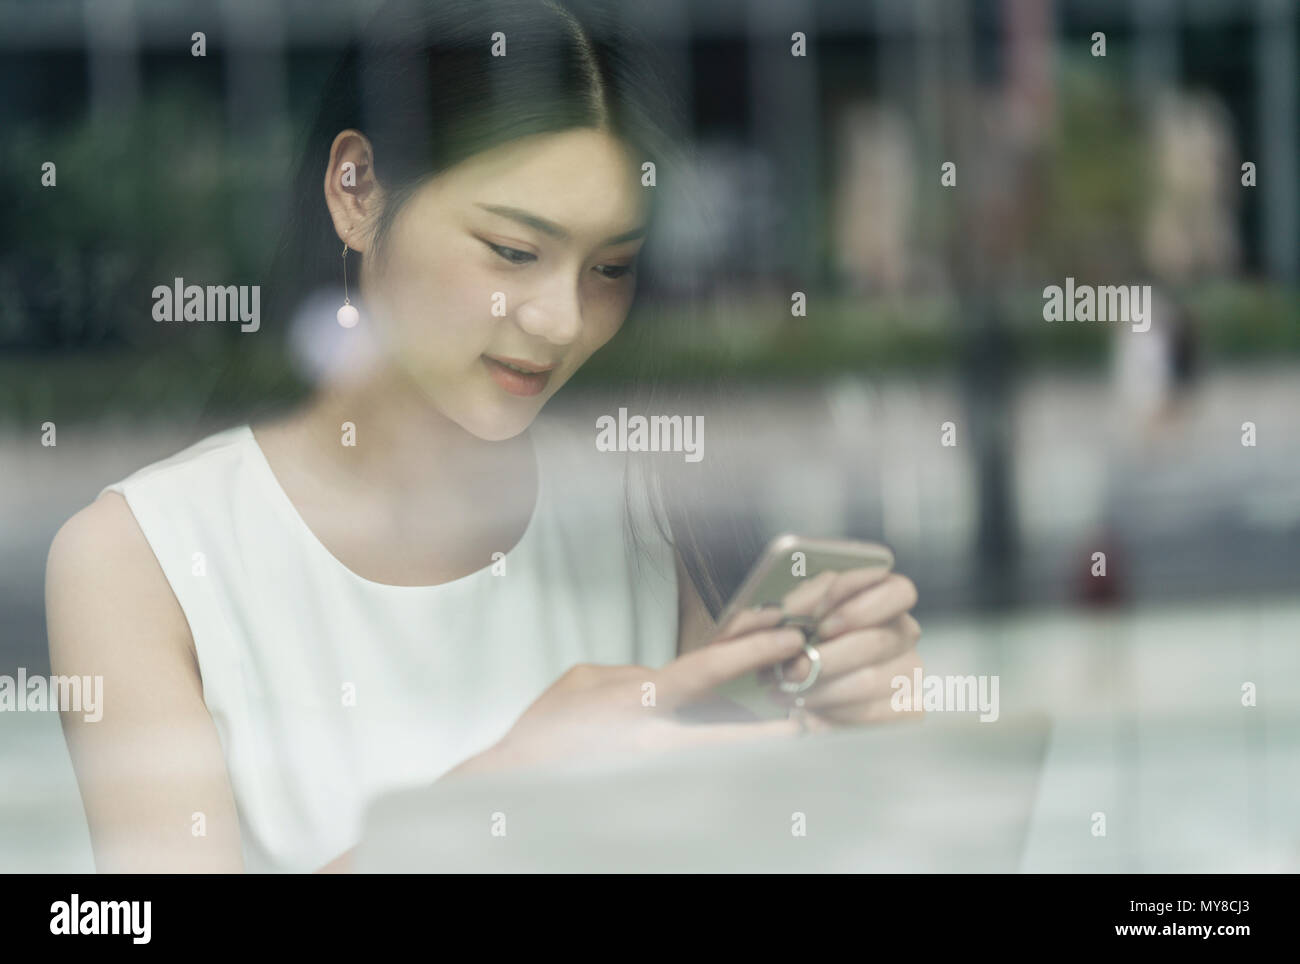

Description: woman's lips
[482,355,554,397]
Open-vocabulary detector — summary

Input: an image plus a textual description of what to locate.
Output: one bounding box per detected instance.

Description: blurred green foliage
[0,84,286,349]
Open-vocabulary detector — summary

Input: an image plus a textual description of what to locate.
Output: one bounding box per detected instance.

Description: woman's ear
[324,129,384,254]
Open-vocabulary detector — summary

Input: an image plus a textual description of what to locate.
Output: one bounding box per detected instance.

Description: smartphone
[710,534,895,721]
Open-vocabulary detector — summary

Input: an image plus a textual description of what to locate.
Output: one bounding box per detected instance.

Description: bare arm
[46,492,246,872]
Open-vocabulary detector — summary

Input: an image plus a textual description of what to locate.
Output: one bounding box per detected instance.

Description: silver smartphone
[710,534,895,720]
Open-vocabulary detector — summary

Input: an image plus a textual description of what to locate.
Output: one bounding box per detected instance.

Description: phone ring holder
[775,614,823,694]
[775,642,822,693]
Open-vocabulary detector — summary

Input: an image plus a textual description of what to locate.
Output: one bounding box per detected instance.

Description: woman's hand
[773,568,924,727]
[447,611,813,778]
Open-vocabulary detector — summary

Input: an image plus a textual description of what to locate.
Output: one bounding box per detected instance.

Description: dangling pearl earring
[337,242,360,328]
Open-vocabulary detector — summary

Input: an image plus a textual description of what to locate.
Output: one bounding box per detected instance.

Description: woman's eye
[595,262,636,280]
[484,241,536,265]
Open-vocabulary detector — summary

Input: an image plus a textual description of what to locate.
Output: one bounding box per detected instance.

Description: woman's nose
[514,278,583,346]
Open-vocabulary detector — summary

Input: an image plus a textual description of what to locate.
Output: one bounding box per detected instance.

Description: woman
[45,0,921,873]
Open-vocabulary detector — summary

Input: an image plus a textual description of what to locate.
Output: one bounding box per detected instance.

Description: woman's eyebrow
[475,203,645,245]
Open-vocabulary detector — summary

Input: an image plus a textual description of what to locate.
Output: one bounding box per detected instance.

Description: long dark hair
[228,0,761,618]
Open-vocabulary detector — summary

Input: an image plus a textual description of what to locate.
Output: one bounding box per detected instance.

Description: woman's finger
[801,648,923,710]
[779,613,919,681]
[777,569,838,618]
[657,626,806,709]
[810,566,894,621]
[817,574,918,639]
[714,603,786,642]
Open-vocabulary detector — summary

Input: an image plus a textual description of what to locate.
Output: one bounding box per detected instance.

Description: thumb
[656,626,806,709]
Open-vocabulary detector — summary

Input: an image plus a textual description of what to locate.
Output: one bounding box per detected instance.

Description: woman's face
[362,128,649,441]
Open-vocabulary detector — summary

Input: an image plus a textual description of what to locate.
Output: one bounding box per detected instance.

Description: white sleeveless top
[99,417,679,872]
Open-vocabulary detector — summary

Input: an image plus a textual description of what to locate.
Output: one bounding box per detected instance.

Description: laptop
[355,712,1051,873]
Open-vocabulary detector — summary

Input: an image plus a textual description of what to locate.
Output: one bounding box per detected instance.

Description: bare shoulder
[46,492,242,871]
[46,491,196,667]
